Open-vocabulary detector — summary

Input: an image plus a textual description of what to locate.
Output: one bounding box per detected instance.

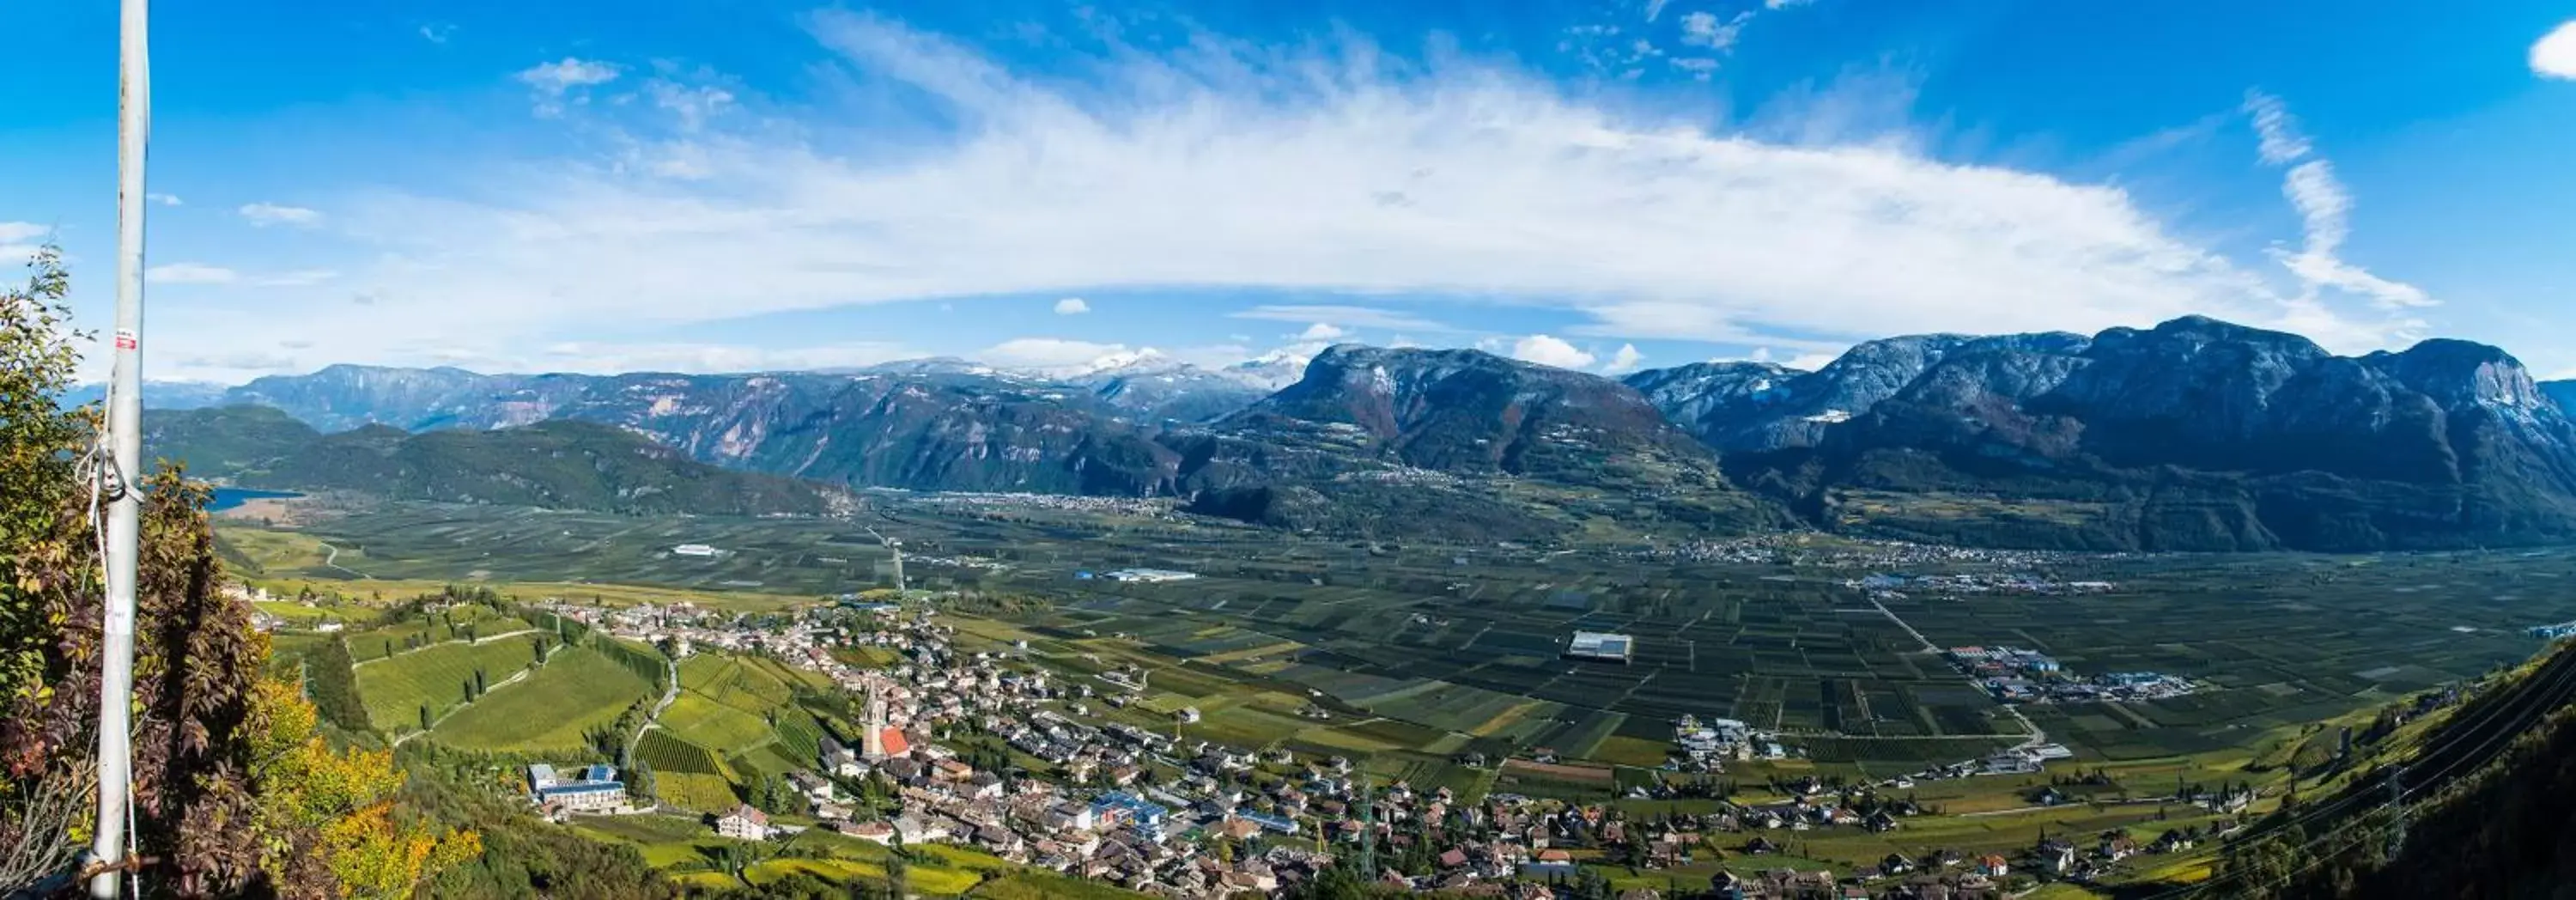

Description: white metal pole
[89,0,151,894]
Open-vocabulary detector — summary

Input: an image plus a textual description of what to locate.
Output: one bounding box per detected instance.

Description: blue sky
[6,0,2574,384]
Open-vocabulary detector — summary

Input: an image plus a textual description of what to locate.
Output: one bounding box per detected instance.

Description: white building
[673,544,720,557]
[716,805,772,841]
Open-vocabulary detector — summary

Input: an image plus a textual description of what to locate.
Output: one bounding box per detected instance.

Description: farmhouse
[1564,630,1634,664]
[671,544,720,557]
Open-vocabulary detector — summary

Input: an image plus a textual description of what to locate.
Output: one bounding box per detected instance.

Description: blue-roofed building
[1090,792,1169,834]
[1237,811,1298,835]
[528,762,625,813]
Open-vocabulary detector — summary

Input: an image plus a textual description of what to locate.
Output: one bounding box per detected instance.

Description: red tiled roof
[878,726,911,757]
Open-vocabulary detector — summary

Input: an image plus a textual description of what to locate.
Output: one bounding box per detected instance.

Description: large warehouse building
[1564,630,1634,664]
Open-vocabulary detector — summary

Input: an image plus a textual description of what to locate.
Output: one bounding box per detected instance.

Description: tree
[629,759,657,806]
[474,666,488,696]
[247,679,480,898]
[883,853,909,899]
[422,705,434,732]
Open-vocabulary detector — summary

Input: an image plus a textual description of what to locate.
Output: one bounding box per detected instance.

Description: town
[469,587,2234,898]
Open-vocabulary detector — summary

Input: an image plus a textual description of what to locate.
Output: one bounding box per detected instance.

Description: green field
[571,812,1014,896]
[355,635,543,732]
[214,498,2576,893]
[432,646,654,752]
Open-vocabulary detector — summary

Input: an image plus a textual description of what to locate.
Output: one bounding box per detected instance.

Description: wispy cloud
[1765,0,1816,9]
[146,192,183,207]
[253,13,2420,374]
[1678,10,1754,51]
[419,22,458,45]
[2536,21,2576,79]
[0,222,48,265]
[1053,296,1091,315]
[515,57,623,116]
[1230,305,1458,333]
[2243,89,2433,312]
[146,263,338,288]
[145,263,238,284]
[238,202,323,227]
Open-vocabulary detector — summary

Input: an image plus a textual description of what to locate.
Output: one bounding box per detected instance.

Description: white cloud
[534,340,915,374]
[420,22,457,45]
[147,193,183,206]
[1231,305,1455,332]
[977,338,1133,373]
[1679,10,1753,51]
[1297,322,1351,341]
[1765,0,1816,9]
[515,58,623,116]
[2243,91,2433,311]
[238,202,322,227]
[2535,21,2576,79]
[1053,296,1091,315]
[1511,334,1595,369]
[1601,344,1646,375]
[250,13,2423,374]
[1643,0,1673,22]
[145,263,239,284]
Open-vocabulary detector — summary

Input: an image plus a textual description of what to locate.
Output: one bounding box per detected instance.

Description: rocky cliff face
[1701,317,2576,550]
[1236,344,1717,482]
[1627,333,2093,452]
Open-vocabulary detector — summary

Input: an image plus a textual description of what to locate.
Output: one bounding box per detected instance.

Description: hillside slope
[2205,641,2576,900]
[1646,317,2576,551]
[150,412,848,516]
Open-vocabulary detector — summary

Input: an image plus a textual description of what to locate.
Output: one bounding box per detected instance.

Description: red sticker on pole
[113,329,138,350]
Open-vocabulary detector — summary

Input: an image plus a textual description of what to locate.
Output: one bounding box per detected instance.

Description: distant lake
[209,488,303,512]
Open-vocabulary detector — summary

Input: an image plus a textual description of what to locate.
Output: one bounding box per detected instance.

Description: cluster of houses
[1853,573,2117,598]
[511,591,2239,898]
[1642,535,2106,569]
[1946,646,2196,704]
[1671,715,1791,770]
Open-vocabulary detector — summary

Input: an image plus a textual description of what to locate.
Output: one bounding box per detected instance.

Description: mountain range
[145,405,848,516]
[96,318,2576,551]
[1636,317,2576,551]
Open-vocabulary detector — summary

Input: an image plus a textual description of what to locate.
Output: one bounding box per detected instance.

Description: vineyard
[434,647,655,752]
[355,635,542,731]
